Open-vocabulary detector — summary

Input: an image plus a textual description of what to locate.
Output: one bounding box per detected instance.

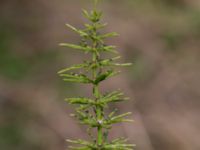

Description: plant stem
[92,50,103,147]
[96,86,103,147]
[91,6,103,147]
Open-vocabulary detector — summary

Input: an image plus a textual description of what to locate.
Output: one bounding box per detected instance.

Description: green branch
[58,0,135,149]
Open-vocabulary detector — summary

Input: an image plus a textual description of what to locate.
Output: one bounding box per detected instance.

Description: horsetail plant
[58,0,135,149]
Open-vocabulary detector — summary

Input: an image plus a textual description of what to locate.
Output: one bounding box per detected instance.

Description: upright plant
[58,0,135,149]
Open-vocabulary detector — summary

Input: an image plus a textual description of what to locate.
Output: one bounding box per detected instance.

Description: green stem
[94,85,103,146]
[92,52,103,147]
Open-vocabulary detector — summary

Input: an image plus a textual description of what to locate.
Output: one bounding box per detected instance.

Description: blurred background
[0,0,200,150]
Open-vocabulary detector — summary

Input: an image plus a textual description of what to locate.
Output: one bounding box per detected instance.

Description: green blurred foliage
[0,24,58,81]
[0,98,42,150]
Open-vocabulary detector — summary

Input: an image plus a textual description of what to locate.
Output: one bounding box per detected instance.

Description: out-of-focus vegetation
[0,0,200,150]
